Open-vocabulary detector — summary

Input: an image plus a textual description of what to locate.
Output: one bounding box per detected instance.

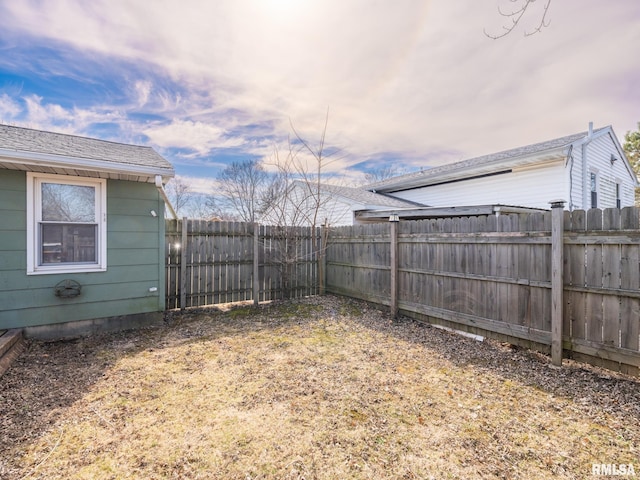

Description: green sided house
[0,124,175,338]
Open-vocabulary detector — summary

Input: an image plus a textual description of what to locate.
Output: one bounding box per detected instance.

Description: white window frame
[27,172,107,275]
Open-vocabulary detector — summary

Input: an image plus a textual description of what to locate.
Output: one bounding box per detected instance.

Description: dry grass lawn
[1,295,639,479]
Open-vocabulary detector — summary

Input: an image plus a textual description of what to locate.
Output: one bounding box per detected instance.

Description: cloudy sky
[0,0,639,192]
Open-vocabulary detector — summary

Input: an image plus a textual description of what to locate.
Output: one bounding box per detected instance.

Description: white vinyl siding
[374,126,636,213]
[582,133,635,209]
[391,160,565,210]
[314,196,358,226]
[566,145,583,211]
[261,184,357,227]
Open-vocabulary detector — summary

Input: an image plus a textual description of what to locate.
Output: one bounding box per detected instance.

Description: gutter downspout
[565,144,574,211]
[582,122,594,209]
[155,175,178,219]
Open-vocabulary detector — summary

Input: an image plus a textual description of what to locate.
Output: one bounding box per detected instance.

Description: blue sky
[1,0,639,194]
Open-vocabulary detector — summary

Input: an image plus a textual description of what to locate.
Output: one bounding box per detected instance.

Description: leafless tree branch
[484,0,551,40]
[165,177,192,216]
[213,159,270,223]
[362,165,406,185]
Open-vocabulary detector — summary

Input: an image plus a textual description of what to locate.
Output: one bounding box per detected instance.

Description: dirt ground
[1,295,639,479]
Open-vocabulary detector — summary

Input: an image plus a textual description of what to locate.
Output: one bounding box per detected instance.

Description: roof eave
[313,182,418,209]
[372,146,570,193]
[0,148,175,182]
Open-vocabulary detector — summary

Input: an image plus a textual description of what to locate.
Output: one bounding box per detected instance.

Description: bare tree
[210,111,339,298]
[165,176,192,217]
[213,159,270,223]
[277,108,342,228]
[363,165,406,184]
[260,110,341,297]
[184,193,219,220]
[485,0,552,39]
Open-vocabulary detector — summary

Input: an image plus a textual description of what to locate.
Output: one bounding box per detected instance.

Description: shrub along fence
[165,219,322,309]
[325,206,640,376]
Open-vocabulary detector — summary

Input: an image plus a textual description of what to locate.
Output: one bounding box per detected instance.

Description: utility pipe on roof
[155,175,177,219]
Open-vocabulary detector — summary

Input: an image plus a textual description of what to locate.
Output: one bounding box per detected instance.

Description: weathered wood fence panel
[325,223,391,305]
[166,220,319,309]
[326,207,640,376]
[165,209,640,375]
[563,208,640,374]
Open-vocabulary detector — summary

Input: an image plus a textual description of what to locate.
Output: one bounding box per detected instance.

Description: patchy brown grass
[1,295,639,479]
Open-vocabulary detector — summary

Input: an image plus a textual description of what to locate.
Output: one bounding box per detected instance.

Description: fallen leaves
[0,295,638,479]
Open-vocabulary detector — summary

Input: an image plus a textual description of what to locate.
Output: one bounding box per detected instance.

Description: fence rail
[164,208,640,376]
[325,207,640,376]
[165,219,320,309]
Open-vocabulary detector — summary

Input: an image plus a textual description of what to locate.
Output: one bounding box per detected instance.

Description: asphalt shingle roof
[367,127,608,192]
[0,124,173,172]
[317,182,421,208]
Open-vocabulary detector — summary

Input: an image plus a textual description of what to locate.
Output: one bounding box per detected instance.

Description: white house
[285,124,637,226]
[263,180,418,227]
[367,124,637,213]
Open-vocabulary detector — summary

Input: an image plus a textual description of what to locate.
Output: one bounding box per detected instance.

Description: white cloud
[23,94,72,125]
[134,80,152,107]
[143,119,244,154]
[0,93,22,120]
[0,93,129,140]
[169,174,218,195]
[15,94,124,136]
[1,0,639,174]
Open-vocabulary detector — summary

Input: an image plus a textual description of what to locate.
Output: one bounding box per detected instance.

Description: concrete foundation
[24,311,165,340]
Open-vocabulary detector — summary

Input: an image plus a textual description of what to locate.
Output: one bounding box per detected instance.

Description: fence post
[253,223,260,306]
[389,214,400,318]
[180,217,187,311]
[319,222,327,295]
[550,200,565,366]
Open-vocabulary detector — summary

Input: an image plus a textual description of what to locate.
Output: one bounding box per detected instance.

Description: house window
[27,173,107,274]
[590,172,598,208]
[616,183,621,209]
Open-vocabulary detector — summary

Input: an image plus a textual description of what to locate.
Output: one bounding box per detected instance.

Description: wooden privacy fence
[165,219,322,309]
[326,206,640,376]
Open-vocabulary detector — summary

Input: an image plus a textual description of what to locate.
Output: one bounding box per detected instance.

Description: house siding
[0,172,166,330]
[581,133,635,209]
[262,184,359,227]
[390,161,566,210]
[566,144,583,210]
[320,198,356,226]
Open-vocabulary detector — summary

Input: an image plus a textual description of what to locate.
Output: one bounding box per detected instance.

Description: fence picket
[323,208,639,375]
[165,208,640,375]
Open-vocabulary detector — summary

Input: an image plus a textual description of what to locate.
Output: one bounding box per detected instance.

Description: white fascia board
[0,148,174,181]
[376,146,569,192]
[606,130,639,187]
